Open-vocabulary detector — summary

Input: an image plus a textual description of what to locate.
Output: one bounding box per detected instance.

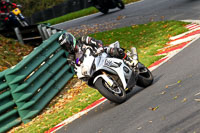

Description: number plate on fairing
[12,8,21,15]
[104,59,121,68]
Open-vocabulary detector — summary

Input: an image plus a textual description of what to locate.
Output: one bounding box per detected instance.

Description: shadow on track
[91,8,124,19]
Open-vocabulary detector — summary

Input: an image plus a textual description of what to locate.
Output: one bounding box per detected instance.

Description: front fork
[126,62,145,90]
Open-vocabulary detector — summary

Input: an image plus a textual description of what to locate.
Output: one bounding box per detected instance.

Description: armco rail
[0,32,74,133]
[0,69,21,133]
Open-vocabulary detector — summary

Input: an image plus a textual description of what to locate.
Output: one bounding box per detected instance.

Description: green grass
[10,20,189,133]
[42,0,139,25]
[90,20,189,67]
[42,7,98,25]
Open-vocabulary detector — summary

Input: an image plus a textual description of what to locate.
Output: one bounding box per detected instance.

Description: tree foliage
[12,0,66,16]
[11,0,137,18]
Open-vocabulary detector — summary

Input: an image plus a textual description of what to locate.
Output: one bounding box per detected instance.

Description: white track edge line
[170,27,200,40]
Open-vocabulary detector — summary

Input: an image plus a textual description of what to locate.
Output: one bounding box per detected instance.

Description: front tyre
[117,0,125,9]
[136,67,153,88]
[94,78,126,104]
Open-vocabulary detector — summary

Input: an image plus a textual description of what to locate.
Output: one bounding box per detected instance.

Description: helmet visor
[59,33,76,53]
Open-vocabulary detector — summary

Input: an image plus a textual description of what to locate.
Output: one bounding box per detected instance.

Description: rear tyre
[94,78,126,104]
[99,8,109,14]
[136,66,153,88]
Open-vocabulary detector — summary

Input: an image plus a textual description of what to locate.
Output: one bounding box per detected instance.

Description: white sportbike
[74,42,153,104]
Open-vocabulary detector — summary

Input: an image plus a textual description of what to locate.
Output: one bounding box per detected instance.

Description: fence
[0,24,62,46]
[0,31,75,133]
[28,0,91,24]
[0,69,21,133]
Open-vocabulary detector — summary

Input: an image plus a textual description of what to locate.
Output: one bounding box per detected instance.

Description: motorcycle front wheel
[21,20,29,27]
[136,66,153,88]
[94,77,126,104]
[117,0,125,9]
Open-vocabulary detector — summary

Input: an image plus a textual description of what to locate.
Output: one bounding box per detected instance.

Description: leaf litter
[165,80,182,88]
[149,106,159,111]
[181,98,187,103]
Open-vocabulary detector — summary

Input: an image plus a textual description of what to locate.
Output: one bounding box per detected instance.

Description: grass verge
[90,20,189,66]
[10,20,189,133]
[42,0,139,25]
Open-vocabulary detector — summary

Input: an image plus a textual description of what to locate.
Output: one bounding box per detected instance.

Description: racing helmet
[58,32,76,53]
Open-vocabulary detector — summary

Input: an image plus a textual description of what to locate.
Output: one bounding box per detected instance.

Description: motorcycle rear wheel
[94,77,126,104]
[99,8,109,14]
[136,67,153,88]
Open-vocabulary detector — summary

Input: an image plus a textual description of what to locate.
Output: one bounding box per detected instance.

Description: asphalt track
[54,0,200,34]
[55,0,200,132]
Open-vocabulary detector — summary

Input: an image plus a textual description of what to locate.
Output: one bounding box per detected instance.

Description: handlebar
[17,5,22,8]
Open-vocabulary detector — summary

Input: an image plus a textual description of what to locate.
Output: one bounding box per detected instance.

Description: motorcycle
[0,6,29,29]
[88,0,125,14]
[72,41,153,104]
[8,7,29,27]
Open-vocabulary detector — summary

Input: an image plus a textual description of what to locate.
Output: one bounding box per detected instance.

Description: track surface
[54,0,200,35]
[55,0,200,132]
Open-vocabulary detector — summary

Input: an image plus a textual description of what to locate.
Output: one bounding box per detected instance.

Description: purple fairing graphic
[76,58,79,65]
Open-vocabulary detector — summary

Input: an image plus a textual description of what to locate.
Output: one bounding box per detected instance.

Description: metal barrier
[0,70,22,133]
[0,24,62,46]
[37,24,62,41]
[0,32,75,133]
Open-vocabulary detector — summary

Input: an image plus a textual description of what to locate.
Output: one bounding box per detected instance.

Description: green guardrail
[0,32,75,133]
[0,69,22,133]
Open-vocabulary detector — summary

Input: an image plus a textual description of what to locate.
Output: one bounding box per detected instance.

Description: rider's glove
[96,47,104,54]
[17,4,22,8]
[80,36,90,44]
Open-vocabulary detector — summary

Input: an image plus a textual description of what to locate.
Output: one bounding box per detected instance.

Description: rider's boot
[124,47,139,90]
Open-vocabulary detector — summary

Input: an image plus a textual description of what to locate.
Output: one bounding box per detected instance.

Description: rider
[0,0,17,13]
[0,0,17,25]
[58,32,138,68]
